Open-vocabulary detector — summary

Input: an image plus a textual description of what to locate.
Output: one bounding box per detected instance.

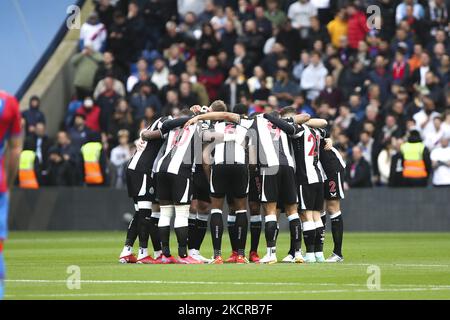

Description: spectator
[424,116,446,151]
[109,129,133,188]
[179,81,199,109]
[94,51,126,86]
[126,0,146,61]
[46,131,82,186]
[199,55,225,101]
[287,0,317,31]
[151,58,170,90]
[220,65,250,111]
[346,145,373,188]
[93,74,125,100]
[76,96,101,132]
[167,44,186,76]
[129,82,162,120]
[94,75,124,133]
[413,95,441,139]
[388,137,405,187]
[197,22,219,68]
[23,122,53,185]
[81,132,108,186]
[95,0,114,31]
[238,19,266,63]
[377,139,395,185]
[346,3,368,50]
[327,8,348,49]
[254,5,272,39]
[272,68,300,107]
[79,11,107,52]
[21,96,46,135]
[395,0,424,25]
[430,136,450,187]
[107,99,134,146]
[318,75,343,109]
[71,43,103,99]
[265,0,287,28]
[233,42,253,77]
[107,10,131,66]
[300,51,328,101]
[162,90,182,116]
[68,114,93,151]
[127,58,150,93]
[400,129,432,187]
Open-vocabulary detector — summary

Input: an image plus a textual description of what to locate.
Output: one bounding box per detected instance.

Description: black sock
[159,226,171,257]
[321,213,327,229]
[138,209,152,249]
[175,226,189,258]
[250,215,262,252]
[188,215,197,249]
[125,210,139,247]
[331,212,344,257]
[210,210,223,258]
[235,210,248,256]
[227,211,237,252]
[288,216,301,256]
[149,217,161,251]
[265,219,278,248]
[302,221,316,253]
[315,224,325,253]
[196,215,208,250]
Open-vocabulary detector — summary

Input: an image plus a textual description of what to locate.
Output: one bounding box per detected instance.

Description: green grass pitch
[4,231,450,300]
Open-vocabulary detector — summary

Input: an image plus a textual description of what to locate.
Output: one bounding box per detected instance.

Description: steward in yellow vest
[19,150,39,189]
[400,130,431,187]
[81,134,106,186]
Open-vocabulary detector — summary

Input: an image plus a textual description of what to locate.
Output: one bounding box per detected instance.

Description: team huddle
[118,100,345,264]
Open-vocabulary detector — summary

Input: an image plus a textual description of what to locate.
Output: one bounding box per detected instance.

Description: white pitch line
[6,279,450,289]
[5,287,450,299]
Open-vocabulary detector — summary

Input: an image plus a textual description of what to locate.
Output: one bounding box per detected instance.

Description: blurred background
[2,0,449,232]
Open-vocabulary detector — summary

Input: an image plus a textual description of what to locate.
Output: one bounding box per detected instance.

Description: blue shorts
[0,192,8,240]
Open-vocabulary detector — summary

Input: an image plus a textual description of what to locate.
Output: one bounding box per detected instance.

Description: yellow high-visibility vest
[401,142,427,179]
[81,142,104,185]
[19,150,39,189]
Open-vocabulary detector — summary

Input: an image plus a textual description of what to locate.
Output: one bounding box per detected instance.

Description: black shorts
[299,182,324,211]
[260,165,297,204]
[210,164,249,199]
[126,169,156,201]
[248,169,261,203]
[157,172,192,204]
[324,171,345,200]
[192,165,211,203]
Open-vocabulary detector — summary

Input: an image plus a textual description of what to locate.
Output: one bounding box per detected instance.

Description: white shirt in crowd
[110,145,132,167]
[80,22,107,52]
[413,110,441,139]
[430,145,450,186]
[300,62,327,100]
[288,1,318,29]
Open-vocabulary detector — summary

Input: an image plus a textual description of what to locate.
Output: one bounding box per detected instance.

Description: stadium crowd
[20,0,450,189]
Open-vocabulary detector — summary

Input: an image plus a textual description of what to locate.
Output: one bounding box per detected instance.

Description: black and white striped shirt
[127,117,169,173]
[320,146,346,177]
[263,113,326,184]
[243,116,295,168]
[211,120,251,165]
[155,123,201,178]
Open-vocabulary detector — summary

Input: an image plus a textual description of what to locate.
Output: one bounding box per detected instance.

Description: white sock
[138,247,148,260]
[266,246,276,256]
[120,245,132,257]
[153,250,162,259]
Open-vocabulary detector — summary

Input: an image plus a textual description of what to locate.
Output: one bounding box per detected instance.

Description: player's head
[180,108,194,117]
[233,103,248,116]
[280,106,297,119]
[210,100,227,112]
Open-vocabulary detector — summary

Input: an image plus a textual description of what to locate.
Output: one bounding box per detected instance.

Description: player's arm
[292,113,311,124]
[184,112,240,128]
[141,117,192,141]
[5,136,23,188]
[304,118,328,128]
[263,113,299,135]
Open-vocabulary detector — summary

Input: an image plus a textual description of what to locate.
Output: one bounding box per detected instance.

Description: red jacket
[77,105,101,132]
[198,68,224,101]
[347,11,368,49]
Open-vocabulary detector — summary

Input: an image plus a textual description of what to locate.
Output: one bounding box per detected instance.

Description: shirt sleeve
[9,95,22,136]
[160,116,192,135]
[263,113,304,137]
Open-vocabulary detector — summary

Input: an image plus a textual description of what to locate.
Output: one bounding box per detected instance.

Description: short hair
[280,106,297,118]
[180,109,194,117]
[210,100,227,112]
[233,103,248,115]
